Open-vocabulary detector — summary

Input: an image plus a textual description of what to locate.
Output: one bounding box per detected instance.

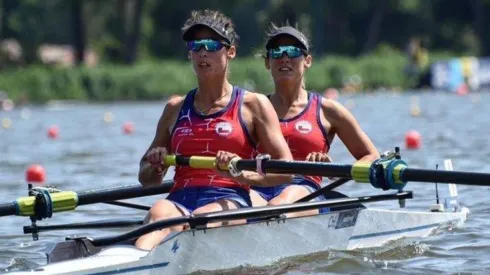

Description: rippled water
[0,91,489,274]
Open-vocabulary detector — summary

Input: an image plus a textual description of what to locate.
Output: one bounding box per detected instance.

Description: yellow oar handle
[163,155,228,170]
[15,191,78,216]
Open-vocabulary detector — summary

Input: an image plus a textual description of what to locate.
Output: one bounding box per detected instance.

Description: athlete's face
[187,27,236,79]
[265,35,312,84]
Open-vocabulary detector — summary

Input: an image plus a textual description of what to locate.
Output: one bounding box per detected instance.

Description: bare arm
[323,99,380,162]
[138,97,183,186]
[239,93,294,187]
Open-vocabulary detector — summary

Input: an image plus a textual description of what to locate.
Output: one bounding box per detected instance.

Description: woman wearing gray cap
[251,23,379,216]
[135,11,293,250]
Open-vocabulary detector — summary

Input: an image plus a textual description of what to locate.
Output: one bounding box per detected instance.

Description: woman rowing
[135,10,293,250]
[250,23,380,214]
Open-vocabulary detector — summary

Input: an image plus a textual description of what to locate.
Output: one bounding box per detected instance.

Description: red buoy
[123,121,134,135]
[47,125,59,139]
[26,164,46,184]
[405,130,422,150]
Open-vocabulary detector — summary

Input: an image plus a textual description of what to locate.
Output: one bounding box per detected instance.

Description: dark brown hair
[182,9,239,46]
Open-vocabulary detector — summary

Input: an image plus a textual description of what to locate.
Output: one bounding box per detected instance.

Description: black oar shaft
[0,180,174,218]
[235,158,490,187]
[77,180,173,206]
[402,168,490,186]
[0,203,16,217]
[236,160,353,178]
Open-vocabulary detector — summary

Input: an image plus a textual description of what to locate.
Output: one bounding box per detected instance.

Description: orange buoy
[123,121,134,135]
[405,130,422,150]
[26,164,46,184]
[455,84,469,96]
[47,125,59,139]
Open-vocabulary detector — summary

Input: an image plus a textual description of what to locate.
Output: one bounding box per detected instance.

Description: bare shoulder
[165,95,185,113]
[242,91,272,114]
[320,97,350,122]
[155,95,185,129]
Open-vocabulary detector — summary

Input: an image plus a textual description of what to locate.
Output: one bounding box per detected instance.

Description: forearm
[356,152,380,163]
[138,162,167,187]
[239,171,293,187]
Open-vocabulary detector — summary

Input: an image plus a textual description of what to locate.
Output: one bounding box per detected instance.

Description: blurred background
[0,0,489,105]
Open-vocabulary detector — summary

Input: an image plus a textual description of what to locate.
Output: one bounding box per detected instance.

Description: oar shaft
[0,203,17,217]
[164,155,490,189]
[77,180,174,206]
[0,180,174,218]
[402,168,490,186]
[236,159,353,178]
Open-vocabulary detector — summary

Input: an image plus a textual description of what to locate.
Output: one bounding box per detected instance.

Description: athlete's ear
[227,46,236,59]
[304,54,312,69]
[264,56,271,70]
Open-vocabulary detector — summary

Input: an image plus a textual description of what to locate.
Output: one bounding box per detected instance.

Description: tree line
[0,0,489,67]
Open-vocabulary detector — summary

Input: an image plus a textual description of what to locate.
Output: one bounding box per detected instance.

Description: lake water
[0,91,489,274]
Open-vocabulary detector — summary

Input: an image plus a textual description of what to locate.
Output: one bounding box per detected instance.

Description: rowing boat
[11,205,469,275]
[3,149,487,274]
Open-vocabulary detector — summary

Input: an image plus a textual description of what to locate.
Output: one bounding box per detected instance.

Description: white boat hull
[9,207,469,275]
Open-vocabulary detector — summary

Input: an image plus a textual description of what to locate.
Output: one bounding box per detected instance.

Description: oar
[90,191,413,246]
[0,180,174,218]
[162,155,490,190]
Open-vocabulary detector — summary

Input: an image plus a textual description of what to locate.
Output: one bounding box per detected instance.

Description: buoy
[2,117,12,129]
[410,104,421,117]
[25,164,46,184]
[405,130,422,150]
[455,84,469,96]
[123,121,134,135]
[103,112,114,123]
[47,125,59,139]
[324,88,339,100]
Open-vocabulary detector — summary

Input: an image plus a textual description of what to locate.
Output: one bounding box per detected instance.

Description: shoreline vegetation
[1,50,454,104]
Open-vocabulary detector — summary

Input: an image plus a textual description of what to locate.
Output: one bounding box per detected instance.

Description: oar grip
[163,155,224,169]
[14,191,78,217]
[351,162,371,183]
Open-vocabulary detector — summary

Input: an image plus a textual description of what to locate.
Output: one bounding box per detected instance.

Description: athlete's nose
[199,47,207,58]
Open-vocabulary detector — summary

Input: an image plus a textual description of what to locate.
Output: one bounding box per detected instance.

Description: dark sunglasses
[268,46,307,59]
[186,39,229,52]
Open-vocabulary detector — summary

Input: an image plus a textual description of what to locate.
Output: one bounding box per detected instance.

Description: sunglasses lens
[269,46,304,59]
[187,40,224,52]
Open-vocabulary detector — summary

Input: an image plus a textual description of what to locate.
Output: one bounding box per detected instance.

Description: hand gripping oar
[162,154,490,190]
[0,180,174,218]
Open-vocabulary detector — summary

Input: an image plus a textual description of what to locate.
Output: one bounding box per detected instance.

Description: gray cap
[265,26,309,51]
[182,20,235,45]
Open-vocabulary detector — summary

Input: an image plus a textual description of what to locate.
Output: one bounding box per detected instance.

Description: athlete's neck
[195,78,233,106]
[273,82,308,107]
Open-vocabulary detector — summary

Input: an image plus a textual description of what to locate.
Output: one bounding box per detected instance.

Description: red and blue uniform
[253,92,330,201]
[166,86,256,212]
